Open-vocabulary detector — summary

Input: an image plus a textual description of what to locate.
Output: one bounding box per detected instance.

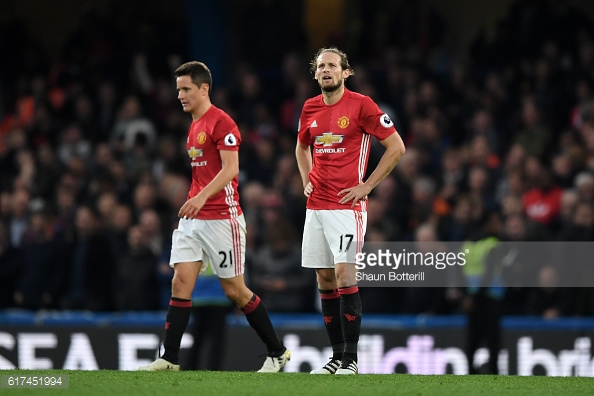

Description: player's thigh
[302,209,333,268]
[320,209,367,264]
[199,215,246,279]
[170,219,206,269]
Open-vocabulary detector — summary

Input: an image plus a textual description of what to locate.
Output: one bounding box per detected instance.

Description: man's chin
[320,83,341,93]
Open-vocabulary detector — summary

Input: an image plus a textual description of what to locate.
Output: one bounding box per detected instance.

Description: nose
[178,91,184,100]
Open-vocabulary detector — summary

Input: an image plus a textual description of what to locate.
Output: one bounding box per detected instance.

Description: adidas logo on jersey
[311,120,318,127]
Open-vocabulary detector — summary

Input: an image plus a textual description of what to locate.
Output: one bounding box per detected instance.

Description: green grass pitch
[1,370,593,395]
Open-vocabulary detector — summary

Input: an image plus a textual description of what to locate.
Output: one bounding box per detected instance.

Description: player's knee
[222,283,252,306]
[334,264,357,287]
[221,287,236,302]
[316,270,336,289]
[225,289,249,306]
[171,273,194,296]
[218,281,239,302]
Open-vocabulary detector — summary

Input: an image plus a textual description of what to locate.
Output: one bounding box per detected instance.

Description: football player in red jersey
[296,48,405,375]
[139,61,289,373]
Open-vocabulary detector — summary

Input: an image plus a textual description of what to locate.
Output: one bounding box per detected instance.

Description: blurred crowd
[1,0,594,317]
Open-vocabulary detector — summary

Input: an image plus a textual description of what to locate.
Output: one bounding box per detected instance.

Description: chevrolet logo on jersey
[315,132,344,147]
[187,146,203,160]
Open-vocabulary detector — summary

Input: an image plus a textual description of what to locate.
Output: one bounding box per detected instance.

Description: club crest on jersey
[315,132,344,147]
[337,116,350,129]
[197,131,207,144]
[187,146,203,160]
[380,113,394,128]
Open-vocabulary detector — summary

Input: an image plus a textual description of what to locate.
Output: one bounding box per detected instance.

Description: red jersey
[522,186,562,224]
[186,105,243,219]
[298,89,397,211]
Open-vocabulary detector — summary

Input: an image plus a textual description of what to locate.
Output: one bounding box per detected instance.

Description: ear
[343,69,351,80]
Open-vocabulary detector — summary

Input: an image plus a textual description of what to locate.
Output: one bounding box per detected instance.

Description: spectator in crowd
[138,208,165,256]
[7,188,31,250]
[152,135,189,180]
[559,201,594,241]
[105,203,133,257]
[33,143,65,200]
[112,225,159,310]
[13,203,69,310]
[57,124,92,166]
[574,171,594,204]
[558,189,580,231]
[495,214,533,316]
[526,266,577,318]
[110,95,157,157]
[0,222,20,308]
[60,204,115,311]
[248,219,315,313]
[403,223,451,315]
[132,182,158,218]
[96,191,118,226]
[460,214,504,375]
[522,164,562,233]
[514,96,553,162]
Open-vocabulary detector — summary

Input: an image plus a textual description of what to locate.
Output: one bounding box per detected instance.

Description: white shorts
[301,209,367,268]
[169,215,246,279]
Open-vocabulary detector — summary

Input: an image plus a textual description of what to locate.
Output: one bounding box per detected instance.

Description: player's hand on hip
[179,195,206,219]
[338,182,371,208]
[304,182,314,197]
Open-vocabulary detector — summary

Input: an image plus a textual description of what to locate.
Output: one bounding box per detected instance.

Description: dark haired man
[139,61,289,372]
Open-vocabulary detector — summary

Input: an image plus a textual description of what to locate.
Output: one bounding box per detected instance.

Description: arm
[295,140,314,197]
[339,132,405,207]
[179,149,239,218]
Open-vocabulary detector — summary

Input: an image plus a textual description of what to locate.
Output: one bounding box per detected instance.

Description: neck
[322,85,345,105]
[191,101,213,121]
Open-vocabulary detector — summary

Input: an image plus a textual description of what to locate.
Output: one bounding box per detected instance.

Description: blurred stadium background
[2,0,594,375]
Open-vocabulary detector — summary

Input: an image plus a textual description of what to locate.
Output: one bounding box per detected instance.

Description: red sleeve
[214,115,241,151]
[297,103,313,146]
[359,96,397,141]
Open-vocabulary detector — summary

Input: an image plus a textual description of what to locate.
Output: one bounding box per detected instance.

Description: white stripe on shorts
[229,216,241,277]
[355,210,364,254]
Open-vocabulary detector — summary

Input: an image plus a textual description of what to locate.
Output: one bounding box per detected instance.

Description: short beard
[319,79,343,94]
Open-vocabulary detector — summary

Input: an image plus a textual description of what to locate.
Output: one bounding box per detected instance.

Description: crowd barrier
[1,311,594,375]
